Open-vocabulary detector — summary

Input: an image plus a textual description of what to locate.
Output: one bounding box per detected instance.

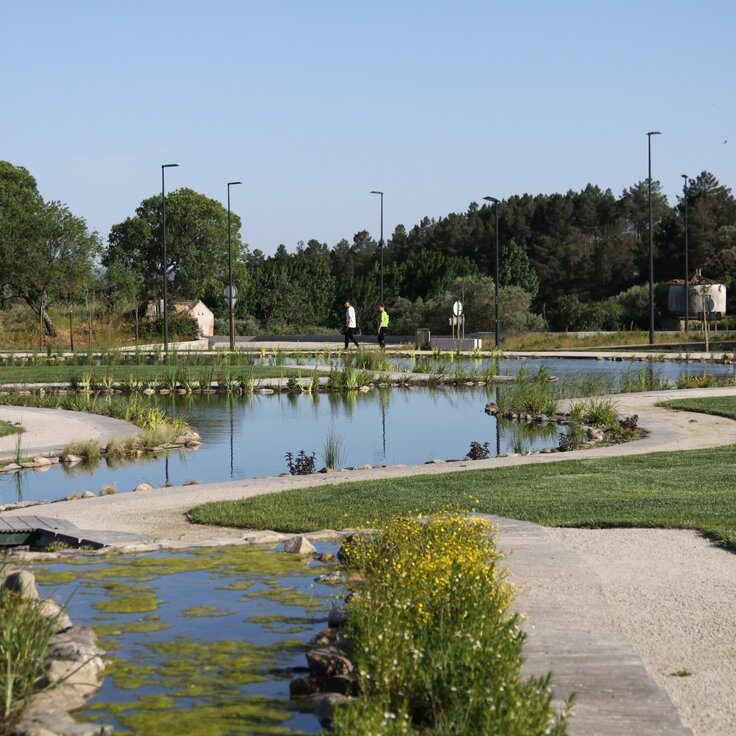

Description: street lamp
[370,191,384,303]
[161,163,179,355]
[682,174,689,333]
[646,131,661,346]
[227,181,242,351]
[483,196,500,348]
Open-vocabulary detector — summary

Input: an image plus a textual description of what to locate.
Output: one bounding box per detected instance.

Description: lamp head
[162,163,180,169]
[370,190,383,196]
[228,181,242,186]
[483,196,499,204]
[646,131,661,137]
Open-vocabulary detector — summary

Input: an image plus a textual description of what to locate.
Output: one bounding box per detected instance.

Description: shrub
[334,512,571,735]
[62,439,102,461]
[466,440,491,460]
[138,311,199,341]
[285,450,316,475]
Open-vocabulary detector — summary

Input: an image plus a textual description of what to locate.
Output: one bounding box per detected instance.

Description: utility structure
[227,180,242,350]
[646,131,661,346]
[370,191,384,303]
[682,173,689,333]
[161,163,180,355]
[483,195,501,348]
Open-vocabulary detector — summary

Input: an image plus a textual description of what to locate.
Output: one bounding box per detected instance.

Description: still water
[2,357,734,504]
[33,544,341,734]
[1,386,563,504]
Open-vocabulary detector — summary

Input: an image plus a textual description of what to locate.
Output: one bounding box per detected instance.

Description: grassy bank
[500,330,735,351]
[659,396,736,421]
[190,445,736,548]
[0,363,311,385]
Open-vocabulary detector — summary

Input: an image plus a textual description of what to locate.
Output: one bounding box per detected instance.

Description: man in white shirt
[344,299,359,349]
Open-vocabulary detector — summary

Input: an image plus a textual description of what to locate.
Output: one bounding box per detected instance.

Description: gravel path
[549,528,736,736]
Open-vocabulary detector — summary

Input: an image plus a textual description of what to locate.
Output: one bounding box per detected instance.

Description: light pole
[483,196,500,348]
[161,163,179,355]
[682,174,689,334]
[370,191,384,303]
[227,181,242,351]
[646,131,661,346]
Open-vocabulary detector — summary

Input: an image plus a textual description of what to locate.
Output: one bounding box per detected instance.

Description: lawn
[660,395,736,421]
[190,444,736,549]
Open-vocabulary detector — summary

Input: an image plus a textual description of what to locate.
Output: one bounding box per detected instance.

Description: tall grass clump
[0,573,60,733]
[567,397,619,428]
[497,375,559,416]
[333,512,571,735]
[62,439,102,462]
[322,427,346,469]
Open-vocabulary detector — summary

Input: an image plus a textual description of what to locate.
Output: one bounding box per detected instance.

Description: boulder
[327,605,348,628]
[306,646,354,677]
[283,536,317,555]
[81,491,96,499]
[133,483,154,492]
[99,486,117,496]
[2,569,39,599]
[310,692,356,726]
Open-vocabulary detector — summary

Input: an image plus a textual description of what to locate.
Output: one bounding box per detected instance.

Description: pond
[1,386,565,504]
[2,357,734,505]
[32,543,341,735]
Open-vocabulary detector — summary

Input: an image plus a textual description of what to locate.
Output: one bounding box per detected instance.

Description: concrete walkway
[0,406,139,461]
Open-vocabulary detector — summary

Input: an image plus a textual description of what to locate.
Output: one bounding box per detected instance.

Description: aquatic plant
[322,427,346,469]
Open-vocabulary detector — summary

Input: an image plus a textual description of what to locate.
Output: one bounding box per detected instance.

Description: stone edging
[1,569,111,736]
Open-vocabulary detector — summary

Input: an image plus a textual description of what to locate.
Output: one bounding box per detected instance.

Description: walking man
[344,299,359,349]
[377,303,389,348]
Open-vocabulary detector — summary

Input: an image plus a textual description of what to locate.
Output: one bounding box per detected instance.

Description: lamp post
[682,174,689,334]
[483,196,501,348]
[227,181,242,351]
[646,131,661,346]
[161,163,179,355]
[370,191,384,303]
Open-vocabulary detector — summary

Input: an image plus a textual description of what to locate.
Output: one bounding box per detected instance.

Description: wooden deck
[0,515,148,548]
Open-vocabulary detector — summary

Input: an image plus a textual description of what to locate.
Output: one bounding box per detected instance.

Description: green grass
[190,445,736,548]
[659,396,736,420]
[0,364,312,384]
[0,421,21,439]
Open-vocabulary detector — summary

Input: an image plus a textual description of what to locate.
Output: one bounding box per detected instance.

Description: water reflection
[0,386,566,504]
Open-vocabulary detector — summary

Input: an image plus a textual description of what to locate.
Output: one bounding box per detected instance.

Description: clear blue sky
[3,1,734,255]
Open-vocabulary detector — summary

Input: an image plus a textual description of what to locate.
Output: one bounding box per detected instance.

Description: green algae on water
[182,605,235,618]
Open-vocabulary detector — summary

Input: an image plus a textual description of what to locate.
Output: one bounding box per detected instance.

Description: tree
[104,187,249,312]
[0,161,100,336]
[498,238,539,299]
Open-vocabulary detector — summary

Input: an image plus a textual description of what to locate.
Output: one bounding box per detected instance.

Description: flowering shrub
[333,512,571,735]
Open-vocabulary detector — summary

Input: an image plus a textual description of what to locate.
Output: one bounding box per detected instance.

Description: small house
[144,299,215,337]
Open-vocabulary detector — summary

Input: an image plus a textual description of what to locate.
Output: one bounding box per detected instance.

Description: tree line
[2,159,735,338]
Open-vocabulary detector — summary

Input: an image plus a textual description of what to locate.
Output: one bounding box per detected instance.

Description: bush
[285,450,316,475]
[138,311,199,341]
[333,512,571,735]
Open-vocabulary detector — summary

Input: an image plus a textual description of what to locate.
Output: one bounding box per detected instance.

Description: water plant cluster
[0,568,59,735]
[332,511,571,734]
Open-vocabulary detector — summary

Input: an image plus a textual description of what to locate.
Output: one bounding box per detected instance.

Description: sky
[2,1,734,255]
